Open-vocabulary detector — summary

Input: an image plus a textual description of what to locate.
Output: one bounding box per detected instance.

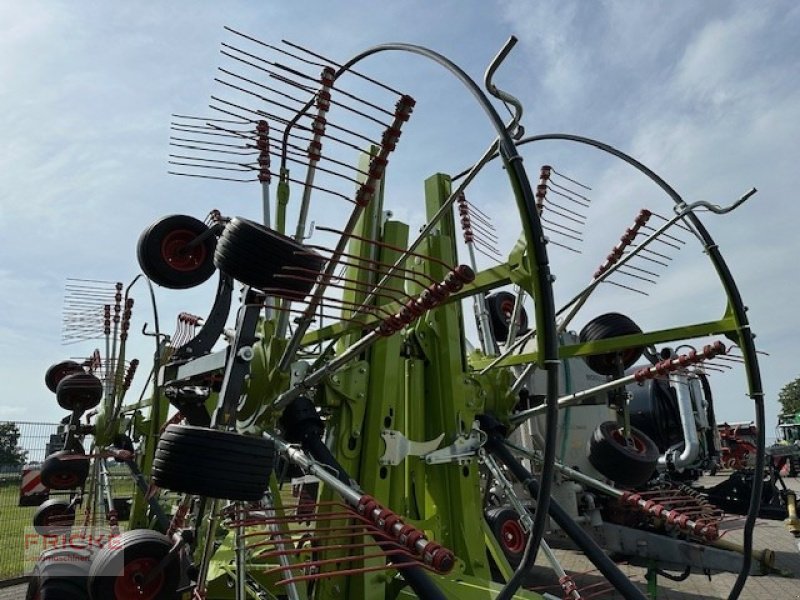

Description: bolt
[358,367,366,374]
[237,346,254,361]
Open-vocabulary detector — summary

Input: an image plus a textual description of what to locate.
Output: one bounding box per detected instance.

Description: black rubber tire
[152,424,274,501]
[31,540,97,600]
[137,214,216,289]
[587,421,659,488]
[485,291,529,343]
[88,529,180,600]
[486,506,528,568]
[579,312,644,376]
[41,451,90,490]
[56,373,103,412]
[213,217,324,299]
[45,361,84,394]
[33,498,76,536]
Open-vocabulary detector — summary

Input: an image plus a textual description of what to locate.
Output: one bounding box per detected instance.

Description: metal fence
[0,421,133,581]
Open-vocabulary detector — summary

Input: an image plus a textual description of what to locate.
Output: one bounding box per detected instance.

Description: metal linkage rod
[267,434,454,573]
[510,341,727,425]
[275,265,473,407]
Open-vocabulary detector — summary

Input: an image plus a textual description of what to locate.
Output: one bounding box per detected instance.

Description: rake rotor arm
[266,429,451,600]
[280,41,560,572]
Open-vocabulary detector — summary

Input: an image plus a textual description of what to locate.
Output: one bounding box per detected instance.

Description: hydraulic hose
[486,428,648,600]
[460,133,764,600]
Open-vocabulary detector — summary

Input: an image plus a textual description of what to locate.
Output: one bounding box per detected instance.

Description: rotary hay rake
[27,30,771,600]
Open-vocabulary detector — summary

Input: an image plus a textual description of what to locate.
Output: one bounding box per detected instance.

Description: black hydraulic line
[279,42,560,581]
[485,428,648,600]
[462,132,764,600]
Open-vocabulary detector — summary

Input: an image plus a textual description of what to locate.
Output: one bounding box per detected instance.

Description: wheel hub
[115,557,164,600]
[161,230,206,272]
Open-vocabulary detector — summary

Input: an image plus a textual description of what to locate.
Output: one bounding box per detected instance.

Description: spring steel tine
[541,216,584,237]
[459,211,500,248]
[550,167,592,190]
[541,220,583,242]
[315,225,455,272]
[621,262,661,278]
[636,225,684,249]
[274,274,407,310]
[220,56,392,129]
[649,210,694,233]
[469,232,501,254]
[629,244,674,262]
[615,268,657,285]
[209,95,296,129]
[463,216,499,241]
[209,97,367,154]
[639,223,687,245]
[280,39,405,96]
[541,231,581,254]
[270,62,396,118]
[168,171,253,183]
[540,203,586,226]
[218,66,312,110]
[541,195,587,221]
[285,293,396,319]
[172,113,251,125]
[266,303,378,326]
[173,118,253,132]
[172,151,361,186]
[281,264,410,299]
[170,141,257,156]
[171,124,253,139]
[283,139,370,176]
[168,154,256,168]
[168,160,251,173]
[626,251,670,268]
[547,180,592,206]
[215,74,382,148]
[170,133,255,148]
[304,245,440,286]
[462,199,496,227]
[603,279,648,295]
[473,244,506,261]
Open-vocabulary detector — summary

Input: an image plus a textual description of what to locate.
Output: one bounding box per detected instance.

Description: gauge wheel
[485,291,529,343]
[213,216,325,300]
[137,214,217,289]
[579,312,644,376]
[41,450,90,491]
[486,506,528,568]
[56,373,103,412]
[45,361,84,394]
[88,529,180,600]
[33,498,76,536]
[587,421,659,488]
[29,539,97,600]
[152,424,274,501]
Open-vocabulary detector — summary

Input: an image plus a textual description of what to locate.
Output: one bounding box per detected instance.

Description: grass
[0,479,35,580]
[0,473,135,580]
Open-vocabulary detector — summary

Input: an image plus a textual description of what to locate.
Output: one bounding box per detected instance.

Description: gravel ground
[2,474,798,599]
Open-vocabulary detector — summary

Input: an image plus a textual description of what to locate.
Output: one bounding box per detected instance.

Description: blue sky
[0,1,798,440]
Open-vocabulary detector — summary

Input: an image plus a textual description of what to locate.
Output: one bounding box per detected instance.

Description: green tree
[0,422,28,471]
[778,376,800,416]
